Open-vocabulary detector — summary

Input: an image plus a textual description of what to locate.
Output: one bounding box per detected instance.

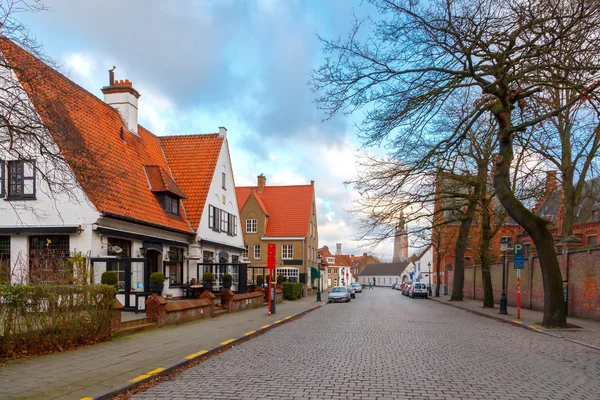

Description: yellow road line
[284,316,291,320]
[128,367,166,383]
[81,398,94,400]
[530,326,541,331]
[513,320,523,324]
[220,339,236,345]
[275,320,281,324]
[244,330,256,336]
[185,350,208,360]
[129,374,151,383]
[261,324,271,329]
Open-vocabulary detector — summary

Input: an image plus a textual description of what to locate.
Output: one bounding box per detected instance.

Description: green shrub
[202,272,215,282]
[0,284,116,360]
[223,273,233,282]
[256,275,264,281]
[101,271,118,286]
[277,274,285,281]
[149,272,166,284]
[282,282,303,300]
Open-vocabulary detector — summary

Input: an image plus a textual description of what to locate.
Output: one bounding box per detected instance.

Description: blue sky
[20,0,396,260]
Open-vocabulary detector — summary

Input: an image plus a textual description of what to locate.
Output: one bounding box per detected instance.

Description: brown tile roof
[144,165,187,198]
[236,184,314,237]
[159,134,224,229]
[0,39,200,233]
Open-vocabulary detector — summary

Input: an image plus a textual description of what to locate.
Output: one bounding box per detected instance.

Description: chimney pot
[101,69,140,135]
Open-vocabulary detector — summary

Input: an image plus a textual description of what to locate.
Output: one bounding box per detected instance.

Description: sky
[19,0,397,260]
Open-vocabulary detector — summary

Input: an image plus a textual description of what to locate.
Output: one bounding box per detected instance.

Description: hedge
[0,284,116,360]
[282,282,303,300]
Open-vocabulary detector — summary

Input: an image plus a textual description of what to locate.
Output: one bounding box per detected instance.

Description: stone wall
[145,294,212,327]
[450,246,600,320]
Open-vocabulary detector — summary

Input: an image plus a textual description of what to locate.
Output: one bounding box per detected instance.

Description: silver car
[328,286,351,303]
[351,282,363,293]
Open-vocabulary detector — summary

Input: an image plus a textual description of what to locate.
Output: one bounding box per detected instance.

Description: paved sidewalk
[429,295,600,350]
[0,297,323,400]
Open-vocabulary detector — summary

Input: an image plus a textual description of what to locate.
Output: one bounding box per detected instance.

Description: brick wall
[447,247,600,320]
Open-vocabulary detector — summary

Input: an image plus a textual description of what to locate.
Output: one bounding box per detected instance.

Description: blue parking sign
[514,242,524,269]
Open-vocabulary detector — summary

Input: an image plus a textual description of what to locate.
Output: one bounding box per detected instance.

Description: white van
[409,282,428,299]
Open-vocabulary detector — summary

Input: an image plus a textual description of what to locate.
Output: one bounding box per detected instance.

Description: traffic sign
[267,243,276,270]
[514,242,524,269]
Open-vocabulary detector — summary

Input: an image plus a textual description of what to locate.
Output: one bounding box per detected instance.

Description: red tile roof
[0,39,203,234]
[236,184,314,237]
[159,134,224,229]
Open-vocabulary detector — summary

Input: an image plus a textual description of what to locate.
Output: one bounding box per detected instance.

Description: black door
[147,250,160,274]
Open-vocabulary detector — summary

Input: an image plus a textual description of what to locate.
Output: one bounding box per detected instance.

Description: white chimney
[219,126,227,138]
[101,67,140,135]
[336,243,342,255]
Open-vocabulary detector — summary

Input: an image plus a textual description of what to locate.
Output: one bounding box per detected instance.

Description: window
[588,235,597,246]
[464,257,471,265]
[227,214,237,236]
[220,210,228,232]
[203,251,214,263]
[0,236,10,284]
[282,244,293,259]
[8,160,35,199]
[593,209,599,223]
[243,245,248,259]
[246,219,257,233]
[222,172,226,190]
[107,238,131,292]
[276,267,299,283]
[232,255,239,264]
[164,247,184,286]
[254,244,261,259]
[232,215,237,236]
[209,205,216,229]
[29,235,70,284]
[161,195,179,215]
[466,236,471,249]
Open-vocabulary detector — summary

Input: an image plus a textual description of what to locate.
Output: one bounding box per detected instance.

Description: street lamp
[427,262,432,296]
[499,237,509,314]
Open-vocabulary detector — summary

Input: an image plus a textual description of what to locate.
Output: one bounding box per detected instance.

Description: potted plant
[256,274,264,287]
[202,272,215,290]
[149,272,166,294]
[222,273,233,289]
[277,274,284,284]
[101,271,118,288]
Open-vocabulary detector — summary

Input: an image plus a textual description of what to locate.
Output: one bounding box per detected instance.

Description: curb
[428,297,600,352]
[92,304,323,400]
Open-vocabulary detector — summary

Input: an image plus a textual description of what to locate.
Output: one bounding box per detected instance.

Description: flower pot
[203,281,213,290]
[149,283,164,295]
[223,280,232,289]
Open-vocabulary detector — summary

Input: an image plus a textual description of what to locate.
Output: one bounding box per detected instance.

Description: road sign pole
[517,269,521,319]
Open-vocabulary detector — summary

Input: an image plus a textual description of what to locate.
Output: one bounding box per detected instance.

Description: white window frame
[282,244,293,259]
[221,210,228,232]
[254,244,261,260]
[243,245,248,258]
[246,219,257,233]
[276,267,299,282]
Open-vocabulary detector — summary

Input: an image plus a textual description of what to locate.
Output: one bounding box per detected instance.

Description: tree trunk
[493,111,566,327]
[450,200,477,301]
[479,199,494,308]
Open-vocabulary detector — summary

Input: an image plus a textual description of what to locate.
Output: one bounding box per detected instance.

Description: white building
[358,261,413,287]
[0,40,245,311]
[412,245,433,285]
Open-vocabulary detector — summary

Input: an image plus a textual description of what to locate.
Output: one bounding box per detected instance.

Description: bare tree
[0,1,105,219]
[312,0,600,327]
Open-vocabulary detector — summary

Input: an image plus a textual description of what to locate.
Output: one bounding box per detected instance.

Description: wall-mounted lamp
[139,247,147,257]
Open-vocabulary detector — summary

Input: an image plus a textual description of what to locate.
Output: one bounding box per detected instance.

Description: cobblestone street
[133,288,600,400]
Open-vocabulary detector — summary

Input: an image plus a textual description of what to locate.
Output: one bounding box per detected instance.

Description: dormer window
[160,194,179,215]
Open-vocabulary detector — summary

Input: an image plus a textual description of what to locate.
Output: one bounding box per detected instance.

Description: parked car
[346,285,356,299]
[351,282,363,293]
[328,286,351,303]
[396,282,404,291]
[402,283,413,296]
[409,282,428,299]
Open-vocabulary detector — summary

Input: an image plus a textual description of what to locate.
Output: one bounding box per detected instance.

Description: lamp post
[499,237,509,315]
[316,256,322,303]
[427,262,432,296]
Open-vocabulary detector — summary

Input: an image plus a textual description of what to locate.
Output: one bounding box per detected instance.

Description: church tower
[393,211,409,263]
